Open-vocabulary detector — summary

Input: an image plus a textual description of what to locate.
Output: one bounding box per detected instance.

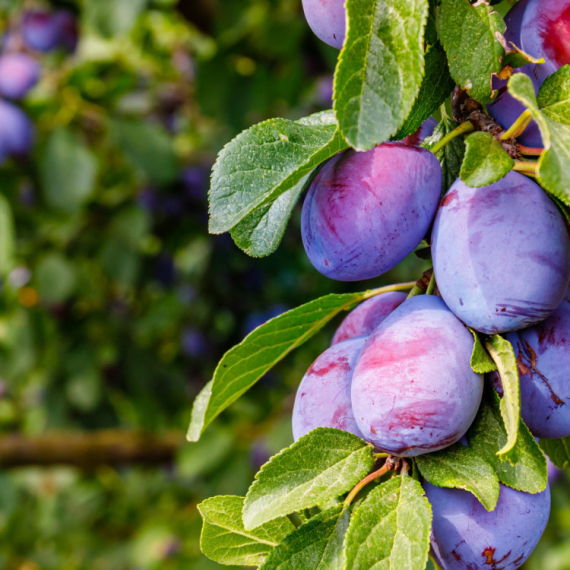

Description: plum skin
[0,54,41,100]
[426,482,550,570]
[432,172,570,334]
[501,289,570,439]
[351,295,483,457]
[292,337,365,441]
[0,101,35,160]
[331,291,407,345]
[302,143,442,282]
[302,0,346,49]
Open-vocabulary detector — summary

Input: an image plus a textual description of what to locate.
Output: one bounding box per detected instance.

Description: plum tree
[501,289,570,439]
[0,100,35,161]
[350,295,483,457]
[292,337,365,441]
[487,0,542,147]
[301,0,346,50]
[301,143,442,282]
[521,0,570,83]
[331,291,407,345]
[432,172,570,334]
[0,54,41,100]
[426,482,550,570]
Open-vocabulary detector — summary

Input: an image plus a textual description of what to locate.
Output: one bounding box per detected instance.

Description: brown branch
[0,431,185,469]
[452,87,521,159]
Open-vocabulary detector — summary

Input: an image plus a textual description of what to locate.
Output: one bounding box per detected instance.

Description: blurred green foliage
[0,0,565,568]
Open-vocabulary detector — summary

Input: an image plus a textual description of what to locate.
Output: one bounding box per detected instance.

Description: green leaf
[230,174,308,257]
[469,390,547,494]
[259,506,349,570]
[460,132,514,187]
[198,495,294,566]
[469,329,497,374]
[394,44,455,141]
[538,65,570,125]
[41,128,98,212]
[437,0,505,104]
[334,0,429,150]
[344,475,432,570]
[243,428,374,530]
[416,443,500,511]
[209,111,346,234]
[187,290,378,441]
[109,119,178,185]
[540,438,570,469]
[0,194,15,276]
[422,119,466,192]
[35,254,77,304]
[83,0,147,37]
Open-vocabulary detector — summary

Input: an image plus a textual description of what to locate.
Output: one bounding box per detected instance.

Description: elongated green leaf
[540,438,570,469]
[243,429,374,530]
[460,132,514,188]
[230,174,308,257]
[334,0,428,150]
[198,496,294,566]
[469,390,547,494]
[538,65,570,125]
[485,335,520,457]
[416,443,500,511]
[188,289,385,442]
[209,111,346,234]
[437,0,505,104]
[259,506,349,570]
[394,43,455,140]
[0,194,15,276]
[344,475,432,570]
[469,329,497,374]
[422,119,466,193]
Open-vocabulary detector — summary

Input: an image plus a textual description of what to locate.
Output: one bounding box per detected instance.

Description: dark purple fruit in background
[501,289,570,439]
[432,172,570,334]
[53,10,79,53]
[0,100,35,160]
[426,481,550,570]
[292,337,365,441]
[302,143,442,282]
[22,10,60,52]
[302,0,346,49]
[0,54,41,100]
[331,291,407,345]
[351,295,483,457]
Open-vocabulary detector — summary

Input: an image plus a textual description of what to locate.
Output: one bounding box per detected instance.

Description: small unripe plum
[426,482,550,570]
[22,11,60,52]
[302,0,346,50]
[502,289,570,439]
[302,143,442,282]
[432,172,570,334]
[0,54,41,100]
[331,291,407,345]
[351,295,483,457]
[401,117,438,147]
[0,100,35,157]
[292,337,365,441]
[521,0,570,83]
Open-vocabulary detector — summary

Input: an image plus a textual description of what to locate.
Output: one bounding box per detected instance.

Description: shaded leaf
[540,438,570,470]
[460,132,514,187]
[0,194,15,276]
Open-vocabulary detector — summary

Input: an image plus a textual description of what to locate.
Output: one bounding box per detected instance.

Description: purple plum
[0,54,41,100]
[432,172,570,334]
[331,291,407,345]
[0,100,35,157]
[500,289,570,439]
[301,143,442,282]
[22,11,60,52]
[53,10,79,52]
[426,482,550,570]
[401,117,438,146]
[292,337,365,440]
[302,0,346,49]
[351,295,483,457]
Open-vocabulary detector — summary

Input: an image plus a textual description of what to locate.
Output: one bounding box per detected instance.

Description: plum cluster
[0,7,77,166]
[293,1,570,567]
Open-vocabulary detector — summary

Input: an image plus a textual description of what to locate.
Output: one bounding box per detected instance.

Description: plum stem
[373,452,390,459]
[344,457,396,507]
[513,161,539,177]
[426,272,437,296]
[500,110,533,141]
[429,121,475,155]
[363,281,417,301]
[518,145,544,156]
